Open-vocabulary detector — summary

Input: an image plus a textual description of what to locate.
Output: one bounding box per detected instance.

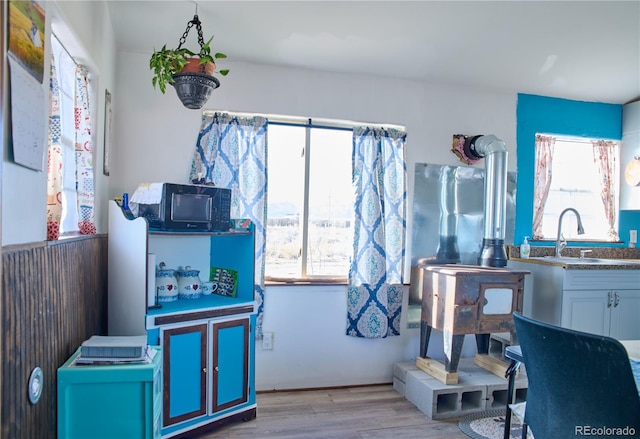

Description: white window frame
[49,11,98,238]
[265,117,356,282]
[535,135,620,242]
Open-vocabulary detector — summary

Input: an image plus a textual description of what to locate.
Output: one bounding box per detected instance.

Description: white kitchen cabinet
[562,288,640,339]
[609,290,640,339]
[561,269,640,338]
[509,260,640,339]
[561,289,611,336]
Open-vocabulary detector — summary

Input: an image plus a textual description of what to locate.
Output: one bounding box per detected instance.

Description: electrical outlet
[262,332,273,350]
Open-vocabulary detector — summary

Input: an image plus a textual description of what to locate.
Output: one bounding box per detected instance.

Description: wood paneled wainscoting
[1,236,108,439]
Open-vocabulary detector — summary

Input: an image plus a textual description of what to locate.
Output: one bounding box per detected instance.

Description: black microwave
[136,183,231,231]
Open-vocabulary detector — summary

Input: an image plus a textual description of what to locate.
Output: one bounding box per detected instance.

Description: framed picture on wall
[8,0,45,84]
[103,89,112,176]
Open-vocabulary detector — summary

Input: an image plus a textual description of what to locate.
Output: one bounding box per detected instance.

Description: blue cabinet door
[211,319,250,412]
[162,324,207,426]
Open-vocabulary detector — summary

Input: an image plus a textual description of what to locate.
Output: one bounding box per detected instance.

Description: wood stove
[418,264,529,373]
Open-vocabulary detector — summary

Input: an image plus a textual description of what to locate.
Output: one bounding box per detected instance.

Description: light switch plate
[262,332,273,350]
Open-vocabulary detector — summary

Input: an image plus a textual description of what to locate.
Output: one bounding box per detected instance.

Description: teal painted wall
[619,210,640,244]
[515,94,625,247]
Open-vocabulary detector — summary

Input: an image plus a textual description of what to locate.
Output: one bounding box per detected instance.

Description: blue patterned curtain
[347,127,407,338]
[189,112,268,337]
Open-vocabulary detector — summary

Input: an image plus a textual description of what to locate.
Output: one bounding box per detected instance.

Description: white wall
[114,49,517,390]
[1,1,116,245]
[257,284,483,391]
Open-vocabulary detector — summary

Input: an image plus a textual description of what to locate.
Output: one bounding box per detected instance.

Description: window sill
[2,234,105,252]
[265,277,347,286]
[48,233,106,246]
[264,279,411,287]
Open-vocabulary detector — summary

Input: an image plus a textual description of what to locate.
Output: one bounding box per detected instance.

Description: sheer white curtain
[592,140,619,241]
[532,135,556,239]
[74,64,96,235]
[47,53,63,240]
[47,36,95,240]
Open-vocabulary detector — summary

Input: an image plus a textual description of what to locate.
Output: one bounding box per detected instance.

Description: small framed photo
[209,267,238,298]
[103,89,112,176]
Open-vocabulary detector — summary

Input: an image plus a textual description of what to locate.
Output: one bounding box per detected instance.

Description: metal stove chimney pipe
[435,166,460,263]
[463,134,508,267]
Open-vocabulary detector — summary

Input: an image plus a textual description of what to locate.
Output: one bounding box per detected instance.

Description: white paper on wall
[8,55,46,172]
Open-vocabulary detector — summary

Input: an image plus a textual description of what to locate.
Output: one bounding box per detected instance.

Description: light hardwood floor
[198,385,470,439]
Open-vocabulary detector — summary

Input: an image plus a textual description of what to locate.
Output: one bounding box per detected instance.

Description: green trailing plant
[150,36,229,94]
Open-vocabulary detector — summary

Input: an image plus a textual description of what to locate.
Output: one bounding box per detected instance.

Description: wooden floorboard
[196,385,469,439]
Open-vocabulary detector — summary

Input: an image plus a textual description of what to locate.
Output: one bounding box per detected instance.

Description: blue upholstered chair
[513,312,640,439]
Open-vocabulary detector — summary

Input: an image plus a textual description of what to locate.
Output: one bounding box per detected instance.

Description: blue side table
[57,347,162,439]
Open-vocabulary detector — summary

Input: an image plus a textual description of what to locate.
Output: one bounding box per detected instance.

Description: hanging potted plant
[149,14,229,109]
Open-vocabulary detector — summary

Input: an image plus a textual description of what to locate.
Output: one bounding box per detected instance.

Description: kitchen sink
[537,256,640,266]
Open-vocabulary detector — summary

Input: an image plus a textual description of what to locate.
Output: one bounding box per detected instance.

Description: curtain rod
[51,33,77,67]
[268,119,352,132]
[202,110,405,131]
[537,133,620,144]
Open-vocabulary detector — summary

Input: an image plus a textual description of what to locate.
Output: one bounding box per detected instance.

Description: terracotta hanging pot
[150,13,228,109]
[180,58,216,76]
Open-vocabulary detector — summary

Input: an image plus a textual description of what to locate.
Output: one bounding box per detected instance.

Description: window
[50,34,79,234]
[536,136,619,241]
[48,30,96,240]
[265,121,355,281]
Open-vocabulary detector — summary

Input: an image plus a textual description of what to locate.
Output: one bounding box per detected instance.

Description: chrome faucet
[555,208,585,257]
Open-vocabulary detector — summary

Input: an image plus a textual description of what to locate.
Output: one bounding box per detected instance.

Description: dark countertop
[509,256,640,270]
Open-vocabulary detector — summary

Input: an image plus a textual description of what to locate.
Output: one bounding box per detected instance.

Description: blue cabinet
[107,201,257,438]
[57,348,162,439]
[211,318,251,412]
[159,317,254,435]
[163,324,208,426]
[155,315,256,437]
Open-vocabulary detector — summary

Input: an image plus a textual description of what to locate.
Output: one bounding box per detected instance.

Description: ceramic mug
[201,281,218,295]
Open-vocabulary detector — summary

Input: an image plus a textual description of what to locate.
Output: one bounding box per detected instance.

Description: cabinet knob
[214,366,219,372]
[202,368,207,373]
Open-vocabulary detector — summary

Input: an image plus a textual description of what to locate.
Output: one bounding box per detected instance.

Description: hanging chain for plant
[177,14,207,58]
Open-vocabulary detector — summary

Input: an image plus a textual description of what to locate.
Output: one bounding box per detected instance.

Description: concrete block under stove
[397,358,529,419]
[418,264,529,377]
